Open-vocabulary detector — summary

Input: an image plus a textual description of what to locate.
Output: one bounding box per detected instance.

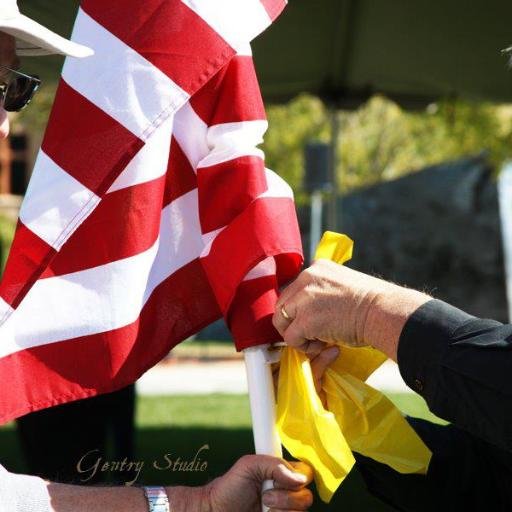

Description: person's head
[0,0,92,138]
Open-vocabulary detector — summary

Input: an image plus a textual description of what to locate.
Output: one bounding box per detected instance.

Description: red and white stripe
[0,0,301,423]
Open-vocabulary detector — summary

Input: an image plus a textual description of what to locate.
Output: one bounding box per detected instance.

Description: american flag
[0,0,302,423]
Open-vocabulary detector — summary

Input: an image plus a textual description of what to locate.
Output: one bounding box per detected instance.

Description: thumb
[273,460,313,489]
[242,456,311,489]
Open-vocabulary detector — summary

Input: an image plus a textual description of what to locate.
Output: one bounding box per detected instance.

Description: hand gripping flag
[0,0,302,423]
[277,233,431,502]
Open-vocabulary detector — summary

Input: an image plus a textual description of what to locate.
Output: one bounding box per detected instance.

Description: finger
[275,275,308,310]
[282,320,307,349]
[271,461,310,490]
[287,461,314,485]
[310,345,340,395]
[301,340,326,359]
[272,301,297,336]
[262,488,313,510]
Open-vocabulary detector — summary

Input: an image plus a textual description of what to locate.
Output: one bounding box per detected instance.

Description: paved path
[136,359,411,395]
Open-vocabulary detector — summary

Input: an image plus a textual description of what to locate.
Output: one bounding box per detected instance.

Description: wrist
[364,283,430,361]
[165,485,212,512]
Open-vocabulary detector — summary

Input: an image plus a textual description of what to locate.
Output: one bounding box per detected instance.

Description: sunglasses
[0,65,41,112]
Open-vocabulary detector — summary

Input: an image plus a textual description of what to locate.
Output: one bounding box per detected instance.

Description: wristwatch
[143,486,170,512]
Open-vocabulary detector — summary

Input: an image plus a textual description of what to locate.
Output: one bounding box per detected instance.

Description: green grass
[137,392,441,428]
[1,392,438,511]
[137,394,251,428]
[387,393,447,425]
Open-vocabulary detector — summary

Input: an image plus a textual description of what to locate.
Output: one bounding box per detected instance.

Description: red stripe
[198,155,267,233]
[0,258,221,424]
[260,0,287,20]
[228,275,281,351]
[190,56,266,126]
[201,196,303,313]
[42,135,200,278]
[164,137,198,205]
[0,221,56,308]
[42,80,144,195]
[82,0,233,95]
[41,177,166,278]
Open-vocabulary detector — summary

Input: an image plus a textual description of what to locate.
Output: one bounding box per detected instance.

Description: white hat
[0,0,93,58]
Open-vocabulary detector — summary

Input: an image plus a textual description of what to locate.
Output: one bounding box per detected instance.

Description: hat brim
[0,13,93,58]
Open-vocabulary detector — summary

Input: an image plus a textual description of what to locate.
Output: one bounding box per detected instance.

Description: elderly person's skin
[273,259,430,361]
[0,32,17,138]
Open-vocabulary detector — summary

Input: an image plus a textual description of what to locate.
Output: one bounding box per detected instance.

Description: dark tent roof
[19,0,512,107]
[252,0,512,107]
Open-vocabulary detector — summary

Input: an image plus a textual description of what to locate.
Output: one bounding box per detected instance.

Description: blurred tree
[265,94,512,194]
[17,87,56,136]
[263,94,330,201]
[13,89,512,196]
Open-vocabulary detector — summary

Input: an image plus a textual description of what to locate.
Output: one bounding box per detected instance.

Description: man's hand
[203,455,313,511]
[272,260,430,361]
[273,342,340,406]
[47,456,312,512]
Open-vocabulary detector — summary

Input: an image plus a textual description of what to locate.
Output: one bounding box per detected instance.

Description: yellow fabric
[276,232,432,503]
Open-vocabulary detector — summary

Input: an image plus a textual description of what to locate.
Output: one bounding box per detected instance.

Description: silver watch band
[143,486,170,512]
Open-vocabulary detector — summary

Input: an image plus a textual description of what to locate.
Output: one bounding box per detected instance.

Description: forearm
[363,282,430,361]
[47,483,145,512]
[47,483,207,512]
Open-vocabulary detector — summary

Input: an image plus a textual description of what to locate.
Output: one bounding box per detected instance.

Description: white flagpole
[243,344,282,512]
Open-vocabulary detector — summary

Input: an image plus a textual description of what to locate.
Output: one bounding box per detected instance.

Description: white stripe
[199,120,267,169]
[181,0,271,50]
[174,108,267,171]
[63,9,189,141]
[0,191,203,357]
[235,43,253,57]
[260,168,294,199]
[108,116,174,193]
[201,227,225,258]
[173,102,209,169]
[0,297,14,324]
[244,257,276,281]
[145,190,203,298]
[19,151,100,250]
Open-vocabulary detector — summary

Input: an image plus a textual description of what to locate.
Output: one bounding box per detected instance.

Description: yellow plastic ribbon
[276,232,432,502]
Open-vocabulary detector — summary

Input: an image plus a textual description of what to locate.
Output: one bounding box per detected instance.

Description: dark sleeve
[397,299,512,451]
[355,418,512,512]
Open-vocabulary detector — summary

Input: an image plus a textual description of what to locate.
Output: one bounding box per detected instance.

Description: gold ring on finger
[281,305,292,321]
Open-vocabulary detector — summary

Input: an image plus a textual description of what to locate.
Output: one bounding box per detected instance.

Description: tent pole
[328,108,340,231]
[310,190,324,262]
[498,162,512,321]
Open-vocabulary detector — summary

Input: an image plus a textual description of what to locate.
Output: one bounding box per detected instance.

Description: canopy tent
[20,0,512,106]
[252,0,512,107]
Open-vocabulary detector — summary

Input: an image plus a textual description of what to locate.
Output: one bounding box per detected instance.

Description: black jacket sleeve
[355,418,512,512]
[397,299,512,452]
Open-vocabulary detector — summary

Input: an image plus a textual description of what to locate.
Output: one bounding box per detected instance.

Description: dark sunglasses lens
[4,76,39,112]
